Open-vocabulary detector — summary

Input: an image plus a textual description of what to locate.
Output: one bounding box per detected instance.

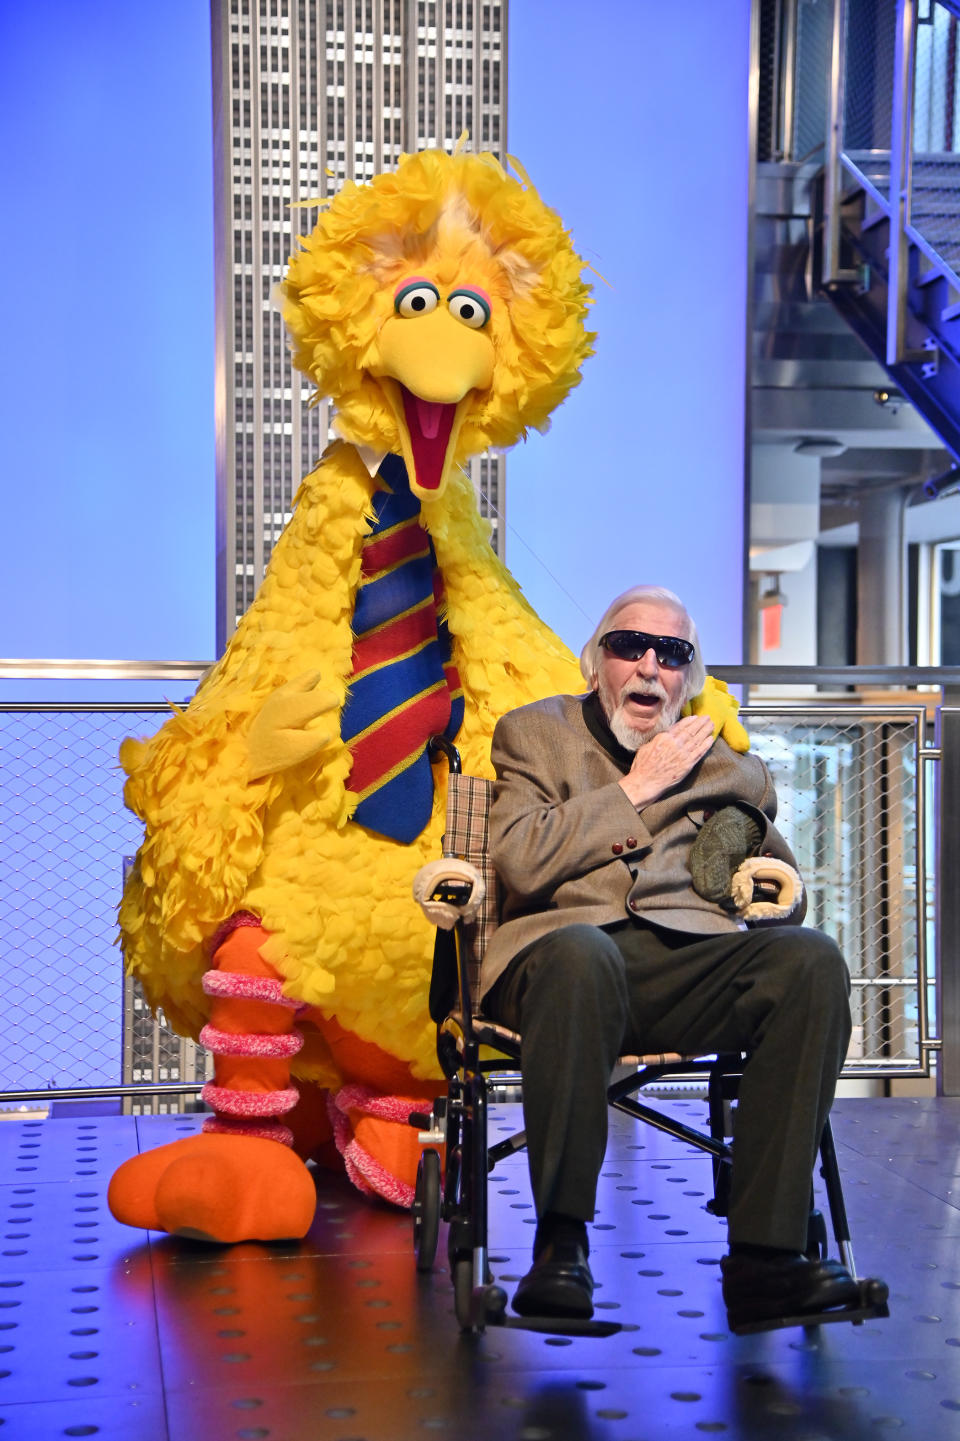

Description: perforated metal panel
[1,1099,960,1438]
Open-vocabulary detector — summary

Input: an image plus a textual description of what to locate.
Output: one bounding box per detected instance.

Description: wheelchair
[408,738,890,1336]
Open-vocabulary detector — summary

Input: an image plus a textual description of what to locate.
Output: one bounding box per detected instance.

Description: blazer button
[612,842,623,855]
[763,851,773,858]
[629,899,639,911]
[626,836,637,848]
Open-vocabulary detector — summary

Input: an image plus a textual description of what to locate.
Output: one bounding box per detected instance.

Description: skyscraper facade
[212,0,508,645]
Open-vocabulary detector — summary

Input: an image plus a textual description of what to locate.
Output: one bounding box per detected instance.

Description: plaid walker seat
[408,738,890,1336]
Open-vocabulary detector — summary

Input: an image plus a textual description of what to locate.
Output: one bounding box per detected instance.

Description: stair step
[855,231,960,275]
[909,235,960,267]
[848,175,891,198]
[916,264,955,288]
[941,299,960,323]
[844,157,960,194]
[861,208,889,233]
[912,206,960,222]
[913,178,960,194]
[926,246,960,266]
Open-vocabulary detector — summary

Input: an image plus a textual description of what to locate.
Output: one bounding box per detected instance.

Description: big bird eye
[394,278,440,317]
[447,287,491,329]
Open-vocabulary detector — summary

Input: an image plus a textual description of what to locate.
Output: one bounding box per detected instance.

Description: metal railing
[2,661,957,1105]
[823,0,960,362]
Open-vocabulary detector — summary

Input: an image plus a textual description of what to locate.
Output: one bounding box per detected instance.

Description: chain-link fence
[2,705,211,1111]
[1,699,938,1108]
[119,856,212,1115]
[746,706,928,1071]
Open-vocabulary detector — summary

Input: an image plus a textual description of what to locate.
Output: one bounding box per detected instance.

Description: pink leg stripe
[208,909,265,956]
[327,1099,378,1200]
[332,1084,429,1126]
[341,1137,415,1209]
[326,1091,416,1210]
[202,1115,294,1147]
[200,1024,303,1059]
[203,1083,299,1118]
[202,969,300,1009]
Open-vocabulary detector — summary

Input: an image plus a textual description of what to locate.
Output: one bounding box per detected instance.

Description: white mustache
[619,678,667,705]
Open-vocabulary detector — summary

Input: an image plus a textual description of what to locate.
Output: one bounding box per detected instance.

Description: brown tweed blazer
[481,692,803,998]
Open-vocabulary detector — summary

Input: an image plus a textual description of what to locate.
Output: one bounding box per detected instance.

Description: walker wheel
[453,1256,477,1331]
[481,1283,508,1324]
[413,1148,441,1272]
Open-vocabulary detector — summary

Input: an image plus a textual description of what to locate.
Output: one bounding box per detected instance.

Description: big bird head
[282,148,594,502]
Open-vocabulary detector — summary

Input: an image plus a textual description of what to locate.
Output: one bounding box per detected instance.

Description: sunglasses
[599,630,695,669]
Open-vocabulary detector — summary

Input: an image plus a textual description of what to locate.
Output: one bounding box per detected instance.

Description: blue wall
[0,0,216,664]
[0,1,748,669]
[507,0,751,663]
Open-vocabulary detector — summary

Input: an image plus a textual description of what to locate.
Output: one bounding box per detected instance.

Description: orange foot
[107,1134,317,1243]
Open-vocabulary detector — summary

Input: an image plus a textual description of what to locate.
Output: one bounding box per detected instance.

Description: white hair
[579,585,706,703]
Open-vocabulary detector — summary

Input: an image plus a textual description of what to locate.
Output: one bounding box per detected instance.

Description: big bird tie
[341,453,464,842]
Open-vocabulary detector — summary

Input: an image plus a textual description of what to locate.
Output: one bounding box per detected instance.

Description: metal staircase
[820,0,960,470]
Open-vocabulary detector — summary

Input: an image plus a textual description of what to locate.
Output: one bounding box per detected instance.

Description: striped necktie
[341,453,464,843]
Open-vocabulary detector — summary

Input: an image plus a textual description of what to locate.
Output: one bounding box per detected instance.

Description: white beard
[600,675,684,752]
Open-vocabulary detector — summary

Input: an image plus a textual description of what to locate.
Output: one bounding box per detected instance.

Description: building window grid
[222,0,508,633]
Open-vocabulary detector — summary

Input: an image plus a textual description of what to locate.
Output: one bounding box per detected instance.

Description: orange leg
[315,1014,446,1208]
[108,917,317,1242]
[199,918,303,1143]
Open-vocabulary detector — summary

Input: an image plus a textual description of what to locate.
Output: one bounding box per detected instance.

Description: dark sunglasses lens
[657,640,693,668]
[603,631,693,667]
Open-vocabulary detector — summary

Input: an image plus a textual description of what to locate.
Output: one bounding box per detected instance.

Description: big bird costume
[109,147,747,1244]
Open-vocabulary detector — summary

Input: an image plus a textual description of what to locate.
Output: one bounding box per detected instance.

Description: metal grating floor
[1,1096,959,1439]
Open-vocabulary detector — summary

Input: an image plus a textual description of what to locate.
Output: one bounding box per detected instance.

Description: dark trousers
[484,920,851,1252]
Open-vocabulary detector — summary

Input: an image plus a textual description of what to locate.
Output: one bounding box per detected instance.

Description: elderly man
[481,585,870,1329]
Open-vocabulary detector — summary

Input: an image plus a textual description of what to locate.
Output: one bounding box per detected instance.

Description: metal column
[936,707,960,1094]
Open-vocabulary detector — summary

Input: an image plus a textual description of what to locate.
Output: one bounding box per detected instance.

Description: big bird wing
[118,442,374,1034]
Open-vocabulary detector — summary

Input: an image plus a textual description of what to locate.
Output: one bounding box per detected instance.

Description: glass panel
[935,540,960,662]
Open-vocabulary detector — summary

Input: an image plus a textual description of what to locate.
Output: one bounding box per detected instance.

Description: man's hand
[247,671,338,780]
[618,714,715,809]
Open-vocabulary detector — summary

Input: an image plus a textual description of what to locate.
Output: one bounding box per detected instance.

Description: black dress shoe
[512,1239,595,1319]
[721,1252,878,1328]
